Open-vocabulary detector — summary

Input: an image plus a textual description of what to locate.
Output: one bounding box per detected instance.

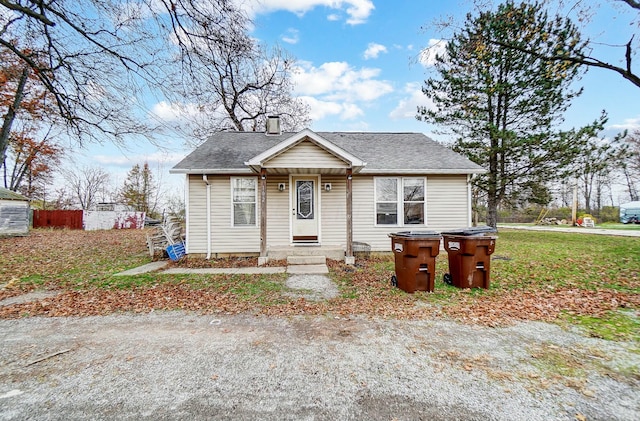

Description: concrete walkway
[114,261,329,276]
[162,266,286,275]
[113,261,170,276]
[498,224,640,237]
[111,260,334,302]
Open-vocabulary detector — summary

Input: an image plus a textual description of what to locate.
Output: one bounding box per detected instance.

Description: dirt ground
[0,312,638,420]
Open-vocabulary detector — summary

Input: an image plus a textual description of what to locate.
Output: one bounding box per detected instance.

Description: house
[170,120,484,264]
[0,187,30,236]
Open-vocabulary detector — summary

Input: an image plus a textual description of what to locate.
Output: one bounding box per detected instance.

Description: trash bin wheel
[391,275,398,287]
[443,273,452,286]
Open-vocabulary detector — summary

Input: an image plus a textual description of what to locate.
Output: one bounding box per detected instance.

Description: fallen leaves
[441,287,640,326]
[0,229,638,329]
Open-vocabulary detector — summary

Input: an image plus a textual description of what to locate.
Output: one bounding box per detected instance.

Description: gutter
[202,175,211,260]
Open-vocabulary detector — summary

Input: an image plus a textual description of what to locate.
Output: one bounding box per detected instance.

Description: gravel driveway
[0,312,638,420]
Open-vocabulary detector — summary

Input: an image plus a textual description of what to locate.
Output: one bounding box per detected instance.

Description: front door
[292,176,319,242]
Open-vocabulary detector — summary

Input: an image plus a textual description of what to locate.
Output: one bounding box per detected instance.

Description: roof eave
[169,168,254,175]
[358,168,486,175]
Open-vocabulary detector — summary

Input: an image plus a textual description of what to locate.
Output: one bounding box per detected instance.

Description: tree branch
[489,38,640,89]
[618,0,640,10]
[0,0,55,26]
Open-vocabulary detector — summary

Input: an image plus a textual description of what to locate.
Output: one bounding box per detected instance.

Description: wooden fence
[32,210,84,229]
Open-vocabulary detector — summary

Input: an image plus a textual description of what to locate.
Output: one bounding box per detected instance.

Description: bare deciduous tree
[180,30,311,139]
[62,166,111,210]
[0,0,248,144]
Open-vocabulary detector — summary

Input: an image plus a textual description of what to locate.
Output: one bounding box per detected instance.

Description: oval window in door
[296,180,314,219]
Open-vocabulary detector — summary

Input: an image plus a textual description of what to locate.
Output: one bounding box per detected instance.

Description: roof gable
[245,129,365,172]
[262,140,350,169]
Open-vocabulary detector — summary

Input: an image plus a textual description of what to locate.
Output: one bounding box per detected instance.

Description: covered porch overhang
[244,130,366,265]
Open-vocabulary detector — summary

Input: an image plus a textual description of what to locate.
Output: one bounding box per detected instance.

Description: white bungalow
[170,118,484,264]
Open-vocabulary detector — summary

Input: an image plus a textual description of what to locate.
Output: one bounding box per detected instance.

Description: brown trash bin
[442,229,497,289]
[389,231,442,293]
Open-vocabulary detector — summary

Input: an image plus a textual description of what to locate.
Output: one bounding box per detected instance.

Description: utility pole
[571,184,578,226]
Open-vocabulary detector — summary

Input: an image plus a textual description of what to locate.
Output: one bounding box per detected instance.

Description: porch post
[259,167,268,265]
[345,168,354,265]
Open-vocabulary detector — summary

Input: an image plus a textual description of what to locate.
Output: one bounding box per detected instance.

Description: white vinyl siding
[185,173,471,255]
[187,175,208,253]
[353,175,470,251]
[426,175,470,229]
[320,176,346,246]
[266,175,290,246]
[265,140,348,169]
[186,175,260,255]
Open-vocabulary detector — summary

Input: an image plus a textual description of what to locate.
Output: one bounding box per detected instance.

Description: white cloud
[150,101,202,122]
[389,82,434,120]
[293,61,393,103]
[92,151,184,168]
[419,39,447,67]
[363,43,387,60]
[237,0,374,25]
[343,0,375,25]
[281,28,299,44]
[298,96,363,121]
[341,103,365,120]
[608,116,640,132]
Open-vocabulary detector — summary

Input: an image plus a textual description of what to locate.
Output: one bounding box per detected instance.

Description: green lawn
[1,228,638,343]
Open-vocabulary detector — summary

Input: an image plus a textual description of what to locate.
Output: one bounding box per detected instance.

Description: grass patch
[228,274,288,303]
[561,310,640,343]
[525,341,639,388]
[529,343,587,379]
[1,228,638,331]
[598,222,640,230]
[489,230,640,293]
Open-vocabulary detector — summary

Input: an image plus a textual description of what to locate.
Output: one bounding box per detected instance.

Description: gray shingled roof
[171,131,484,174]
[0,187,28,201]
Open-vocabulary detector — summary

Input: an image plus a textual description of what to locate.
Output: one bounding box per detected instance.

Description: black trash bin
[389,231,442,293]
[442,227,497,289]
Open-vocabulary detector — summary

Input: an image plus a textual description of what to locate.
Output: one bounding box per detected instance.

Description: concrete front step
[268,246,344,260]
[286,264,329,274]
[287,255,326,265]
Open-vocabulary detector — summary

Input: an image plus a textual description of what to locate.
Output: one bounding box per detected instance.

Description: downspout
[467,174,475,227]
[203,175,211,260]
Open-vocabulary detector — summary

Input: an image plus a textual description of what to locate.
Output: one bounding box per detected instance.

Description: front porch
[247,130,366,266]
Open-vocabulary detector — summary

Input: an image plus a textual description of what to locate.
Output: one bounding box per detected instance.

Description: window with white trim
[232,177,257,226]
[375,177,426,225]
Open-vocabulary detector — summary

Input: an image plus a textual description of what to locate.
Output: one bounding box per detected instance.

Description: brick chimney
[266,115,281,135]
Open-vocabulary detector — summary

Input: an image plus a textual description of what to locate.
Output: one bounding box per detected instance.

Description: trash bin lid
[441,226,497,236]
[389,230,441,238]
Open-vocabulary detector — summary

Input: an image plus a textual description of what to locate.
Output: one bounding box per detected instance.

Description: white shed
[0,187,29,236]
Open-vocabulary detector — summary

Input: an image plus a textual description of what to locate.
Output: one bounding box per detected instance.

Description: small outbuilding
[0,187,30,237]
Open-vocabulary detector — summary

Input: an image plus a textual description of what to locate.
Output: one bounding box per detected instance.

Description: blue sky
[80,0,639,199]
